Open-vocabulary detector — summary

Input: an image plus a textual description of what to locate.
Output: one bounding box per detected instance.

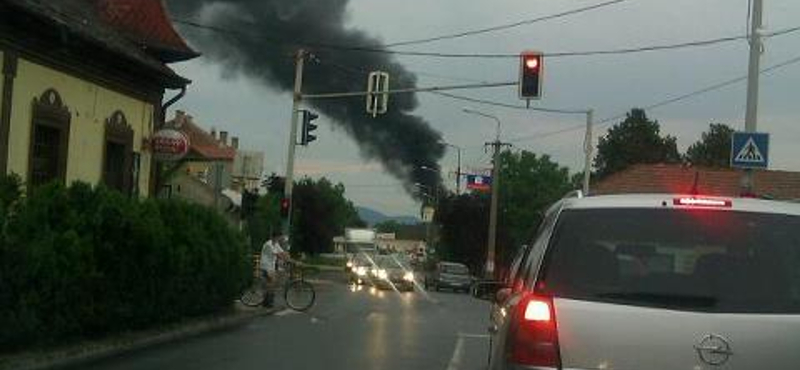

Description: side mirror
[471,280,505,301]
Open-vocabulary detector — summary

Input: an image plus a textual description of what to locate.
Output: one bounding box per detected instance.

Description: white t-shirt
[260,240,285,273]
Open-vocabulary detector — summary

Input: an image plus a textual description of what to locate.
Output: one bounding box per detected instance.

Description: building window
[103,111,134,194]
[28,89,70,187]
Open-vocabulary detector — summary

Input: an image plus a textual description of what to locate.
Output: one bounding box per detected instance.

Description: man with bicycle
[260,234,290,307]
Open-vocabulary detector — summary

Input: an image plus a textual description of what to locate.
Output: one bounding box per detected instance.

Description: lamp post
[462,108,505,279]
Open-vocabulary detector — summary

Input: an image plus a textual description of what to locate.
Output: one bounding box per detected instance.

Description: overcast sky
[168,0,800,217]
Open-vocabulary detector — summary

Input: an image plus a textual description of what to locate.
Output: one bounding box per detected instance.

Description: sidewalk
[0,304,279,370]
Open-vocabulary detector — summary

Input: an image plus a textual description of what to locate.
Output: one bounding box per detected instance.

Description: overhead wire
[384,0,630,48]
[508,53,800,143]
[173,19,800,59]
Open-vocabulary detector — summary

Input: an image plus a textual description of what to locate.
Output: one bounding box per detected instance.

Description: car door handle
[488,324,498,334]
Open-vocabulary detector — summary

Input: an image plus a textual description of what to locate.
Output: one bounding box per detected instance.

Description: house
[592,163,800,200]
[162,111,239,218]
[0,0,197,195]
[231,148,265,192]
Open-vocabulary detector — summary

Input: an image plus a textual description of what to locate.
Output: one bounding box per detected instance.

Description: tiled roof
[95,0,199,62]
[5,0,193,87]
[592,163,800,200]
[168,115,236,161]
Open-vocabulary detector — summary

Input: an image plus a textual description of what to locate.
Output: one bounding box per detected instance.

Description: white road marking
[446,336,466,370]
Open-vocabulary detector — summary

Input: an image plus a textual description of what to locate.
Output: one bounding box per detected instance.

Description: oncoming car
[479,193,800,370]
[369,255,415,291]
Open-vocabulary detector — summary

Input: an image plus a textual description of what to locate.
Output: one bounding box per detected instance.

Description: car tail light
[508,294,560,368]
[673,197,732,208]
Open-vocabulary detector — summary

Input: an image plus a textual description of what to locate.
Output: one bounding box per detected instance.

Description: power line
[175,18,800,60]
[508,53,800,143]
[384,0,630,48]
[429,91,587,114]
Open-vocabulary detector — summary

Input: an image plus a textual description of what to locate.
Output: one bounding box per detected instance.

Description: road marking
[446,336,465,370]
[459,333,490,339]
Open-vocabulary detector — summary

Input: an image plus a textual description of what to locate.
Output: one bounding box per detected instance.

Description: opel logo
[694,334,733,366]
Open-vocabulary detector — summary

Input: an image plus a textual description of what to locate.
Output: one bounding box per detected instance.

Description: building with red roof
[0,0,198,196]
[592,163,800,200]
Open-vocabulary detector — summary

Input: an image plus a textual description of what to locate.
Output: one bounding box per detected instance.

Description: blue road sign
[731,132,769,169]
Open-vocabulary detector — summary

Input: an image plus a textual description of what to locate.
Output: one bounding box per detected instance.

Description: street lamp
[462,107,503,279]
[437,141,463,195]
[463,108,501,142]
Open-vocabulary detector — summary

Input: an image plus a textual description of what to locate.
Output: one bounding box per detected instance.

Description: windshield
[441,264,470,275]
[542,208,800,313]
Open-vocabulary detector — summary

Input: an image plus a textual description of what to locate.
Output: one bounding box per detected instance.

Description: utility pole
[742,0,764,193]
[582,109,594,195]
[282,49,305,238]
[485,138,511,280]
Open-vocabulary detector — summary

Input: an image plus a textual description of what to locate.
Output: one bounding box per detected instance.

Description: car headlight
[355,266,367,276]
[346,261,353,268]
[377,269,388,280]
[371,268,378,276]
[403,272,414,281]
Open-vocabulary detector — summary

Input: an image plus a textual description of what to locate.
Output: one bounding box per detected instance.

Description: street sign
[151,129,189,162]
[731,132,769,169]
[466,174,492,192]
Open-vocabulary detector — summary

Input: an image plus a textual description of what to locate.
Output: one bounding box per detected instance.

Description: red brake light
[673,197,732,208]
[509,295,560,367]
[524,56,540,70]
[523,299,551,322]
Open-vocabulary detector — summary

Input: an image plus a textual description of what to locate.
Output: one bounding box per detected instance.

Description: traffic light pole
[283,49,305,239]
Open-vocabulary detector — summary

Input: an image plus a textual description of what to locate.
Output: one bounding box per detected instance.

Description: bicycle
[240,261,316,311]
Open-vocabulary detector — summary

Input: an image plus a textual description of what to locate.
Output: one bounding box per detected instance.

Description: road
[78,275,492,370]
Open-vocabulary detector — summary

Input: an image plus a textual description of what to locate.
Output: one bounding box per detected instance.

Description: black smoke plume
[167,0,444,196]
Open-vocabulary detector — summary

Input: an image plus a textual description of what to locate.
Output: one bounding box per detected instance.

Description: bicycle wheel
[284,280,315,311]
[240,281,266,307]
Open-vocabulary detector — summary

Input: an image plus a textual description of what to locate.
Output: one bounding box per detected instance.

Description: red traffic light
[524,56,540,70]
[280,198,291,217]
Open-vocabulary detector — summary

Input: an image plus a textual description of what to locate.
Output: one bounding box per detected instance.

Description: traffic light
[301,110,319,146]
[519,51,543,100]
[280,197,291,218]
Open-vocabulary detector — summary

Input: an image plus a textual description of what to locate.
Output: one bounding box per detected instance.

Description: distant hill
[356,206,419,226]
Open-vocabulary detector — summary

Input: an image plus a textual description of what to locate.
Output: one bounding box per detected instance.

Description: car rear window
[541,208,800,314]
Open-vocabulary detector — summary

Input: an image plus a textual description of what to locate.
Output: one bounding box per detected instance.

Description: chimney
[220,131,228,146]
[210,127,217,140]
[231,137,239,149]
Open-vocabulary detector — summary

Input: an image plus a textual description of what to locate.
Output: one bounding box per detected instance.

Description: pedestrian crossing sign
[731,132,769,169]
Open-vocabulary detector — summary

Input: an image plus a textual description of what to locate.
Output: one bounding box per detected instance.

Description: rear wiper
[595,292,718,308]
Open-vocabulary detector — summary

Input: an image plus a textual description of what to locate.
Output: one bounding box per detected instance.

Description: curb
[0,306,280,370]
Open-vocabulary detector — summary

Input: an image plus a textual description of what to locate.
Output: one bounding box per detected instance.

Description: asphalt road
[77,276,492,370]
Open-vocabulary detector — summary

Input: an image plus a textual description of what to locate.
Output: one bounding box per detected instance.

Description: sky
[167,0,800,217]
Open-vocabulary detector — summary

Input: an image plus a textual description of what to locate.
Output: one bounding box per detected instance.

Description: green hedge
[0,177,251,352]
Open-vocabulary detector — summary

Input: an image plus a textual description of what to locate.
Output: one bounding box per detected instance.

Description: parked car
[478,192,800,370]
[370,255,415,291]
[426,261,472,293]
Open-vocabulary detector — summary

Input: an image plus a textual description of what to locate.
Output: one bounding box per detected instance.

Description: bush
[0,180,250,352]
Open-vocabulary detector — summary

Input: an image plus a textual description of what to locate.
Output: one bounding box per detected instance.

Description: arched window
[28,89,70,186]
[103,110,134,194]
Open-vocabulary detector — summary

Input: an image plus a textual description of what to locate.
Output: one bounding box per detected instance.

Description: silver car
[481,193,800,370]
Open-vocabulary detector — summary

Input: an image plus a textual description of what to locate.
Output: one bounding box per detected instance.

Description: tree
[290,178,364,256]
[375,220,402,233]
[435,150,573,275]
[594,109,681,178]
[497,150,572,265]
[685,123,734,167]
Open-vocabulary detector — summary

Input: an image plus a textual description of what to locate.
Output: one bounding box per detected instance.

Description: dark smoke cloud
[167,0,444,197]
